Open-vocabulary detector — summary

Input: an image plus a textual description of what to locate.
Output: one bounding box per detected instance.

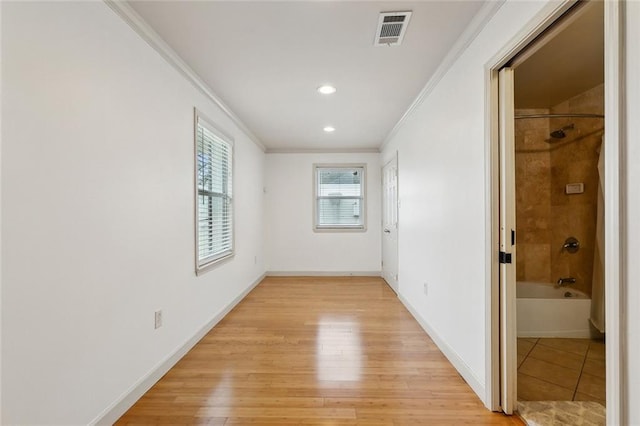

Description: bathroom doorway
[512,0,606,415]
[488,0,622,423]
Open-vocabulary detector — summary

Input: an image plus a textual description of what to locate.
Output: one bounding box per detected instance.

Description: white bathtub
[517,281,592,338]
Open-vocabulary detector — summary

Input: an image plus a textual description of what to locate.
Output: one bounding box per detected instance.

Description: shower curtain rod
[514,113,605,119]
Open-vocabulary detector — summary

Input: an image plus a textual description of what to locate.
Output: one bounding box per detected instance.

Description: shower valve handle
[563,237,580,253]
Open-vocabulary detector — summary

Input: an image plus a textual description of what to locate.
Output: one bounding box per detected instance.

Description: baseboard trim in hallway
[93,273,266,425]
[398,293,486,404]
[267,270,382,277]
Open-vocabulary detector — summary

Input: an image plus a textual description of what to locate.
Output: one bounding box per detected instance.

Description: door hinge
[499,251,512,264]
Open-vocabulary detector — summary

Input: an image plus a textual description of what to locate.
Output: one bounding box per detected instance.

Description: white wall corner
[90,273,266,425]
[398,294,486,404]
[102,0,266,153]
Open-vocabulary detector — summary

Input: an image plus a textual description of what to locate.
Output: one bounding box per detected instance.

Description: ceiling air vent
[374,11,412,47]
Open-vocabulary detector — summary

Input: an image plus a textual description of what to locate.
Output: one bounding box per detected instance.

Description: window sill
[196,252,234,275]
[313,226,367,233]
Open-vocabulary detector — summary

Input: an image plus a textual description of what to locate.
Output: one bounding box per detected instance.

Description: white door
[498,67,517,415]
[382,156,399,292]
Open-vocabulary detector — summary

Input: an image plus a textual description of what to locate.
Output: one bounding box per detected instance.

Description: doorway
[381,155,398,292]
[489,0,622,423]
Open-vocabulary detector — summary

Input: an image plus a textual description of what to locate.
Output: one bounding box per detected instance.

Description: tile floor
[517,338,606,405]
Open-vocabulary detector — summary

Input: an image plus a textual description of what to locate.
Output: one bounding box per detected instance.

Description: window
[195,111,233,272]
[314,164,366,231]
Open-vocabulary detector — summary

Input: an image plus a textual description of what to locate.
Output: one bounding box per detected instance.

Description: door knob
[384,229,391,233]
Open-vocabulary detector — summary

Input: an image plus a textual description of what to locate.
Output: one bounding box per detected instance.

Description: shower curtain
[590,137,605,333]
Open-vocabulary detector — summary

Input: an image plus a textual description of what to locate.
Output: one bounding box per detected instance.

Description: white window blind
[196,114,233,270]
[314,165,365,230]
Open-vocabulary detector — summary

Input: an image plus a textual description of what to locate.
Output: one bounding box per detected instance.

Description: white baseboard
[266,270,382,277]
[397,293,486,401]
[92,273,266,425]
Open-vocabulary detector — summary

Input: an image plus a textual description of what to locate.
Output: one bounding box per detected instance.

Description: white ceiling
[128,1,486,151]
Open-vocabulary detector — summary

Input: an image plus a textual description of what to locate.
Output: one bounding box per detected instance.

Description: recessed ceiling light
[323,126,336,133]
[317,85,337,95]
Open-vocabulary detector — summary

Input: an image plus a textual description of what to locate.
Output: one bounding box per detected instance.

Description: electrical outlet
[423,282,428,295]
[154,310,163,329]
[254,255,257,265]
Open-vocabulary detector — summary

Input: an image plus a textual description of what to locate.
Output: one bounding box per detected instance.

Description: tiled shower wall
[549,84,604,296]
[516,84,604,296]
[515,108,553,285]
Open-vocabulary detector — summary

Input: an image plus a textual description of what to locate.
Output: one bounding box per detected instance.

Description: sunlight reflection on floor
[316,315,362,382]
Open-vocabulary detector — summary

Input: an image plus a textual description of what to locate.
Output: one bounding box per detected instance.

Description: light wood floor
[117,276,523,425]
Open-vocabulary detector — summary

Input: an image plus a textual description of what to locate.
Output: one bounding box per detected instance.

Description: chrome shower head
[549,123,575,139]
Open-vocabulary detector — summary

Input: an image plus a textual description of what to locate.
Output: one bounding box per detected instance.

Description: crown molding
[104,1,266,152]
[379,0,506,151]
[265,147,380,154]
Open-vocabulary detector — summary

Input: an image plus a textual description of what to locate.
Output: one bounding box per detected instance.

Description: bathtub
[517,281,592,338]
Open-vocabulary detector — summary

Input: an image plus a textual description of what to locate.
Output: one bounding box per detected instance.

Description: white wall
[1,2,265,424]
[265,153,381,274]
[380,0,552,402]
[624,2,640,423]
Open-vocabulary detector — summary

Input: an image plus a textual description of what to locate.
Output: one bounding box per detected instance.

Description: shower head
[549,123,575,139]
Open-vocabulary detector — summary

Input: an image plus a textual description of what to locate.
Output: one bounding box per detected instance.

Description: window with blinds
[195,112,234,271]
[314,165,366,231]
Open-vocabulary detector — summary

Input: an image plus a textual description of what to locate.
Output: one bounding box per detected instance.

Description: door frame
[484,1,625,422]
[497,67,517,414]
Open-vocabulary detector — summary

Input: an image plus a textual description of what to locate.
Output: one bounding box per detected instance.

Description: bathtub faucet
[556,277,576,287]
